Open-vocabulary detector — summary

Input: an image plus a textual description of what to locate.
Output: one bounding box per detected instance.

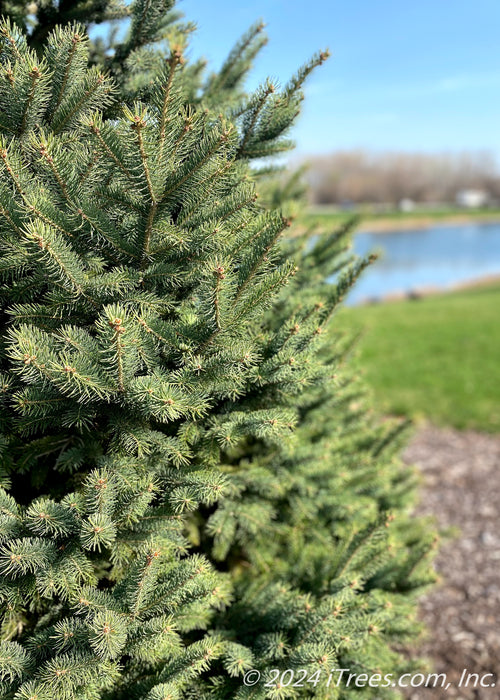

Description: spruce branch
[0,145,27,198]
[125,106,159,266]
[49,29,84,118]
[0,19,24,62]
[158,50,182,158]
[232,213,289,305]
[160,120,235,205]
[87,116,134,180]
[36,137,71,202]
[51,68,114,135]
[19,64,42,135]
[238,79,276,157]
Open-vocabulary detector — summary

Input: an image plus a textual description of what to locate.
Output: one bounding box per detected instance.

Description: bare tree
[304,150,500,205]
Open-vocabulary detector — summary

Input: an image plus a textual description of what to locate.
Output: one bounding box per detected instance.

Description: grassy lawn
[336,283,500,432]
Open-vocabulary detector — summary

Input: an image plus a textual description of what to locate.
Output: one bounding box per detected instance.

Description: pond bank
[359,273,500,305]
[361,213,500,233]
[304,209,500,233]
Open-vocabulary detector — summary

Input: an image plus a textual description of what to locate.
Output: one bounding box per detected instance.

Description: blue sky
[177,0,500,157]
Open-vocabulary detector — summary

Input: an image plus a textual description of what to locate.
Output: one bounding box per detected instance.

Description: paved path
[403,426,500,699]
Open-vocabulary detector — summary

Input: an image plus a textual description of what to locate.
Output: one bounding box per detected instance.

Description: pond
[347,221,500,305]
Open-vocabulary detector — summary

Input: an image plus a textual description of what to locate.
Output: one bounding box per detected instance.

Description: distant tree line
[305,150,500,205]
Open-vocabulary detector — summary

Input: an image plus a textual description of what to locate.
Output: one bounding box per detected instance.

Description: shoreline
[304,209,500,234]
[355,273,500,306]
[359,213,500,233]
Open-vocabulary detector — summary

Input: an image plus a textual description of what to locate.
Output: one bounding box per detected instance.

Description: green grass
[336,283,500,432]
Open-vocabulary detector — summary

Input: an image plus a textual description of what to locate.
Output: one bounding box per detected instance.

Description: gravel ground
[402,426,500,699]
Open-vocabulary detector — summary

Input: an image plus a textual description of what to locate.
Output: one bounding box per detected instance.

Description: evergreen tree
[0,0,127,58]
[0,4,437,699]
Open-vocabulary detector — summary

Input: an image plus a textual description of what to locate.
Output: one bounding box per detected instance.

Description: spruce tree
[0,3,437,699]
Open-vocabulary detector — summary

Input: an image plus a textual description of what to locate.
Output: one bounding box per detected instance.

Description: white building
[398,198,416,212]
[455,189,489,208]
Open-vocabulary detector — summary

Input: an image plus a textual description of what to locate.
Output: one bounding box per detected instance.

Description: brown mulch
[402,426,500,699]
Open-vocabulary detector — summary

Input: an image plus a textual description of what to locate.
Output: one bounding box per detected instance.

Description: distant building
[398,198,416,212]
[455,189,489,208]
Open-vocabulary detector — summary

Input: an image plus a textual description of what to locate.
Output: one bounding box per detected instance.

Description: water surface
[347,221,500,305]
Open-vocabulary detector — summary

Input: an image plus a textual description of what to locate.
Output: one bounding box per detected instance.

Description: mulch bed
[402,426,500,699]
